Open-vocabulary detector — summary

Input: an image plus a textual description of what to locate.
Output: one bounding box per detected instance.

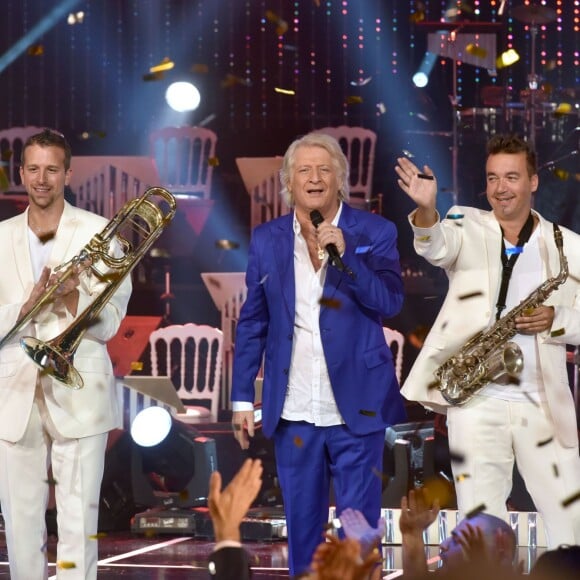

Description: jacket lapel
[272,214,296,320]
[13,209,34,289]
[483,211,503,312]
[47,202,79,270]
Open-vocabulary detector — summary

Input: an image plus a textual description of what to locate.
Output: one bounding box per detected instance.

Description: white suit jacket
[0,201,132,442]
[403,206,580,448]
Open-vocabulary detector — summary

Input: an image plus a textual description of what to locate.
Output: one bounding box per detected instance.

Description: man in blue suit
[231,132,406,577]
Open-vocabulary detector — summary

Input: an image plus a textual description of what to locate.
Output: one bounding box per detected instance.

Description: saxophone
[435,224,568,406]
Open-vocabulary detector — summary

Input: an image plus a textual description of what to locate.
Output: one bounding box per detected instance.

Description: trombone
[0,187,177,390]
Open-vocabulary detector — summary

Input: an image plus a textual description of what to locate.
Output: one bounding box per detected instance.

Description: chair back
[383,326,405,385]
[149,126,217,198]
[149,323,224,421]
[0,126,44,192]
[315,126,377,209]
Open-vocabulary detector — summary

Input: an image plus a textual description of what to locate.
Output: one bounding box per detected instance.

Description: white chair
[0,126,44,193]
[149,126,217,198]
[149,323,224,423]
[315,125,378,211]
[383,326,405,385]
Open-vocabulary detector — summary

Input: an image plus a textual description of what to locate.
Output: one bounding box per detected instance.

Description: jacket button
[283,368,289,375]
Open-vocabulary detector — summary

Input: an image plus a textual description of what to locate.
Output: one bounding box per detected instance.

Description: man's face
[289,145,342,219]
[20,144,71,211]
[485,151,538,224]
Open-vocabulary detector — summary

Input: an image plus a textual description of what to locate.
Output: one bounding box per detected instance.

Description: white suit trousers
[0,386,108,580]
[447,395,580,549]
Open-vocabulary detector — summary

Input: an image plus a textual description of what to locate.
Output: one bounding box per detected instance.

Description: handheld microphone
[309,209,348,274]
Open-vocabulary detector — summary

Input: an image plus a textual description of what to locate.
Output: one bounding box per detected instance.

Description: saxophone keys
[522,307,536,316]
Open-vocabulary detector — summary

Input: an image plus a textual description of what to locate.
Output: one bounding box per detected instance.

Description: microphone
[309,210,348,274]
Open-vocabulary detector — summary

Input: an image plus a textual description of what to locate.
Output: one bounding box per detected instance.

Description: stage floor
[0,528,545,578]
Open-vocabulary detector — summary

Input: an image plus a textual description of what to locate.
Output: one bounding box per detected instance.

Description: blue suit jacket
[232,204,406,438]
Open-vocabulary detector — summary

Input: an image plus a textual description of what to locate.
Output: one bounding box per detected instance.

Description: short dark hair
[486,134,537,177]
[21,129,72,171]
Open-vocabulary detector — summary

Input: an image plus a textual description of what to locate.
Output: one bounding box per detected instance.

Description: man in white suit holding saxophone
[395,134,580,549]
[0,129,131,579]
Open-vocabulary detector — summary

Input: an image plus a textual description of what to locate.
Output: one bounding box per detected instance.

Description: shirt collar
[293,201,343,235]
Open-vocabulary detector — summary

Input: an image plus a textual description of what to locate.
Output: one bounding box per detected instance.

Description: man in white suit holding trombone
[0,129,132,579]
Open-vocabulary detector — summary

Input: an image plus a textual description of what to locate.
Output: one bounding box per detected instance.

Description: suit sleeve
[231,227,270,403]
[208,546,251,580]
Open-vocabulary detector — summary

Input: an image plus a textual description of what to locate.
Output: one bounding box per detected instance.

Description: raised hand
[339,508,384,558]
[208,458,263,542]
[399,489,440,536]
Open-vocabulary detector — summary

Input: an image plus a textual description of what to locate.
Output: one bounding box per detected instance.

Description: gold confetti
[208,157,220,167]
[553,169,570,181]
[555,103,572,115]
[179,489,190,501]
[455,473,471,483]
[45,477,58,485]
[293,435,303,448]
[409,11,425,23]
[465,503,486,519]
[319,297,342,309]
[207,276,222,289]
[358,409,376,417]
[57,561,77,570]
[537,437,553,447]
[371,466,390,484]
[553,464,559,477]
[449,450,465,463]
[458,291,483,300]
[274,87,295,96]
[421,476,454,507]
[130,361,143,371]
[191,63,209,74]
[215,239,240,250]
[346,95,363,105]
[88,532,107,540]
[150,57,174,74]
[27,44,44,56]
[465,44,487,59]
[562,489,580,508]
[142,72,164,82]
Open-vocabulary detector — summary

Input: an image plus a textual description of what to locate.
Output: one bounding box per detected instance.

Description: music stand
[416,22,501,205]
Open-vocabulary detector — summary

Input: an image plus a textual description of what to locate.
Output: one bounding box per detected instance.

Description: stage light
[496,49,520,69]
[165,81,201,112]
[412,51,437,88]
[130,407,218,514]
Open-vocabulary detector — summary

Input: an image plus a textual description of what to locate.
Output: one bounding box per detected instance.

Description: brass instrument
[435,225,568,405]
[0,187,176,390]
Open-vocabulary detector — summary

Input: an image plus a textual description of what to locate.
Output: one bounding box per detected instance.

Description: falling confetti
[293,435,303,448]
[27,44,44,56]
[465,503,486,519]
[215,239,240,250]
[150,57,175,74]
[319,297,341,309]
[458,291,483,300]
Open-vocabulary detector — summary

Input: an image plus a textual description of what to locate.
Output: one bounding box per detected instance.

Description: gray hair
[279,132,350,207]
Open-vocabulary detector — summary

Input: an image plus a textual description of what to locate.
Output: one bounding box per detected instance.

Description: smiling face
[485,151,538,227]
[288,144,342,221]
[20,144,71,212]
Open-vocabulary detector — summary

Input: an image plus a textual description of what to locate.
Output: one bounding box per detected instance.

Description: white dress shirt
[232,204,345,426]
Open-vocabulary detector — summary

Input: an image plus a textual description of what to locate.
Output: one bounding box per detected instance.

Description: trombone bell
[21,337,84,390]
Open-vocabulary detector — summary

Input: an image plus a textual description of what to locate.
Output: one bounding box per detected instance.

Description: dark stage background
[0,0,578,338]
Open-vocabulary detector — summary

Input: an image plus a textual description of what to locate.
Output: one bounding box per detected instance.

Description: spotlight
[165,81,201,112]
[130,407,218,534]
[412,52,437,88]
[496,49,520,69]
